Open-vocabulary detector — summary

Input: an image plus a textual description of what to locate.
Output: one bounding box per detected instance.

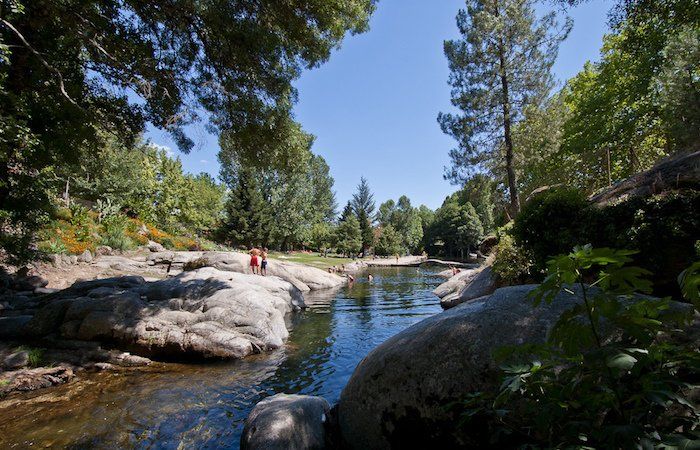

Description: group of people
[249,247,269,275]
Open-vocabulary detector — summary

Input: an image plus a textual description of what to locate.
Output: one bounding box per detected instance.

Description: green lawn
[268,251,359,270]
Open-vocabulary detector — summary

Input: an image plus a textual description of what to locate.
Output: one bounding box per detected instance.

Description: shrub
[492,235,532,285]
[512,188,591,273]
[183,257,210,271]
[456,247,699,448]
[513,189,700,296]
[38,239,68,255]
[53,207,72,221]
[101,214,135,251]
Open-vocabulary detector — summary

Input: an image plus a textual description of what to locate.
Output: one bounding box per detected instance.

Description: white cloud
[200,159,208,164]
[149,143,174,157]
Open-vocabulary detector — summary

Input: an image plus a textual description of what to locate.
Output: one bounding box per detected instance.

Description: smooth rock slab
[337,285,641,449]
[241,394,331,450]
[9,268,305,360]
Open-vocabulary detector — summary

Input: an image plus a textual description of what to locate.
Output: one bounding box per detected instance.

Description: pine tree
[439,0,571,214]
[221,167,267,247]
[351,177,376,254]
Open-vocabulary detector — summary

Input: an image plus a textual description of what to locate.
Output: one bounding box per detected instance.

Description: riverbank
[0,267,444,448]
[0,249,345,400]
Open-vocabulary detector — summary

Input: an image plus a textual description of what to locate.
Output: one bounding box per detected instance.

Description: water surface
[0,267,443,449]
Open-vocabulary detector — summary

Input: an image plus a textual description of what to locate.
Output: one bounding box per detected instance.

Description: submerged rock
[337,285,653,449]
[6,268,305,360]
[0,366,74,396]
[241,393,331,450]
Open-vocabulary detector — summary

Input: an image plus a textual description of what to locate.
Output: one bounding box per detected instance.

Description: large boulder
[145,251,345,292]
[336,285,631,449]
[8,268,305,360]
[431,269,476,299]
[440,266,496,309]
[241,393,331,450]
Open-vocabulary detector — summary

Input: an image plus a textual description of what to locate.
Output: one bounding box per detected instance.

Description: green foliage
[38,239,67,255]
[309,222,334,255]
[16,346,44,368]
[100,214,135,251]
[377,196,425,255]
[439,0,571,213]
[335,215,362,258]
[514,188,700,296]
[457,246,699,448]
[492,235,532,285]
[0,0,373,262]
[425,197,484,258]
[375,224,403,257]
[512,188,591,274]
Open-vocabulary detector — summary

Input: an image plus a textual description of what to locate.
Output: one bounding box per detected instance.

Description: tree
[375,224,403,256]
[377,199,396,226]
[351,177,376,254]
[455,202,484,257]
[220,167,267,247]
[310,222,334,255]
[335,215,362,257]
[0,0,374,262]
[308,155,338,223]
[455,174,500,232]
[439,0,571,214]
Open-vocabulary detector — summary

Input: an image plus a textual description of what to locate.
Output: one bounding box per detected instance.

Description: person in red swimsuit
[249,247,260,275]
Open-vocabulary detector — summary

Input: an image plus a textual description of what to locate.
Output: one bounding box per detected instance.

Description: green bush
[512,188,591,274]
[101,214,135,251]
[513,189,700,296]
[38,239,68,255]
[68,203,93,241]
[492,235,532,285]
[456,247,699,448]
[53,207,72,221]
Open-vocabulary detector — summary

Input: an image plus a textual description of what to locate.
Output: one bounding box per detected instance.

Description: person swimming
[368,273,373,282]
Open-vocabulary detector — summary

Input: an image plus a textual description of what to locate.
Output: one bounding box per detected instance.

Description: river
[0,267,444,449]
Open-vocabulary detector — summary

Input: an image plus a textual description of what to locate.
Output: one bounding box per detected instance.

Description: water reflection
[0,267,443,449]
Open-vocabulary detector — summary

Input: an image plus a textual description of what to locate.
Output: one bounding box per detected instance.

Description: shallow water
[0,267,443,449]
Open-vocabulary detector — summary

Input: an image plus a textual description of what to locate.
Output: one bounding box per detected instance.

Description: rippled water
[0,267,443,449]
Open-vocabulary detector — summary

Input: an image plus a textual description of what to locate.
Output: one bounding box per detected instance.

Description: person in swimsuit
[249,247,260,275]
[261,248,268,276]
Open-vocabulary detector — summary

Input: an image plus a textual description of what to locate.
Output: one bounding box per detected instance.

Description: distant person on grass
[261,248,269,276]
[249,247,260,275]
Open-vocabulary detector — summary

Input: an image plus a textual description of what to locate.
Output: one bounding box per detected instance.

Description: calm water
[0,267,443,449]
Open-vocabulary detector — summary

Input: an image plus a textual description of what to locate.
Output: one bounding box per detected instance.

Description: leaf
[606,352,638,371]
[678,262,700,310]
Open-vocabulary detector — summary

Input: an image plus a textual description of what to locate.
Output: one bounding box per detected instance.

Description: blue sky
[145,0,610,210]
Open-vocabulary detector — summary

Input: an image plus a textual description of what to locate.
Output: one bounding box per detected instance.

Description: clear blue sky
[145,0,610,210]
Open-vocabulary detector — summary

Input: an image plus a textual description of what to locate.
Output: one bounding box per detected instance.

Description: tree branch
[0,18,79,106]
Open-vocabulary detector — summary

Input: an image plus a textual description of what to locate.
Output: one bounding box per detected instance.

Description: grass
[15,346,44,367]
[268,251,360,270]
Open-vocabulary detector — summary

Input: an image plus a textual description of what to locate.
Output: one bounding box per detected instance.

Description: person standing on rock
[249,247,260,275]
[261,248,269,276]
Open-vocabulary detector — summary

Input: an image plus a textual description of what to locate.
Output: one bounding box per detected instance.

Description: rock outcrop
[5,268,305,360]
[337,285,631,449]
[439,266,496,309]
[241,393,331,450]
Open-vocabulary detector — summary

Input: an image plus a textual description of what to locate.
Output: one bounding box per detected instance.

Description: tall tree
[439,0,571,214]
[308,155,338,223]
[351,177,376,254]
[220,167,268,247]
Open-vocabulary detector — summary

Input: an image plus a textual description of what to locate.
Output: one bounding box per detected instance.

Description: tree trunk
[495,2,520,215]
